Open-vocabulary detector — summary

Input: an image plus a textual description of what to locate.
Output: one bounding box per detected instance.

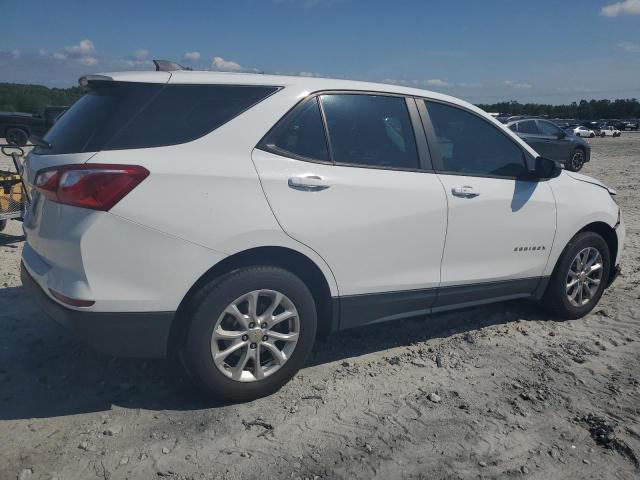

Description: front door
[535,119,575,162]
[419,100,556,306]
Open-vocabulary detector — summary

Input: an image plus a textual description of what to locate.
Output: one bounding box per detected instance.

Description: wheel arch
[576,221,618,267]
[168,246,337,355]
[4,124,30,136]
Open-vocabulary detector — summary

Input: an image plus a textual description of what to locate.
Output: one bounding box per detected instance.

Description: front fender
[543,173,619,277]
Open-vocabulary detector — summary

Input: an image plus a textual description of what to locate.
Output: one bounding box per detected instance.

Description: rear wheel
[182,266,317,401]
[5,128,28,146]
[566,148,585,172]
[542,231,610,319]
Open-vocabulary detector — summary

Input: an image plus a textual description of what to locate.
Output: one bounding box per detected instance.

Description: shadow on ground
[0,283,548,421]
[0,232,25,247]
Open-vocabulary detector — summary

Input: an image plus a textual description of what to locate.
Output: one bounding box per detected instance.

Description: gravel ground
[1,135,639,480]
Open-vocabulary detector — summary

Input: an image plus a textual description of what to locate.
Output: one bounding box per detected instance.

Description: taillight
[34,164,149,211]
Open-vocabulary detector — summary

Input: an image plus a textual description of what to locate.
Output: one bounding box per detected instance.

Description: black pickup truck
[0,106,68,146]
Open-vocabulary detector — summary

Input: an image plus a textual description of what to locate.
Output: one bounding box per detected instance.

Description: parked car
[599,126,621,137]
[0,106,68,146]
[21,66,625,401]
[507,118,590,171]
[574,126,596,138]
[622,120,638,130]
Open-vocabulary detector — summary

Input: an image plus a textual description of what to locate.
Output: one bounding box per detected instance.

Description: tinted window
[425,101,526,178]
[537,120,562,136]
[40,82,279,155]
[320,94,419,169]
[518,120,539,134]
[260,98,329,161]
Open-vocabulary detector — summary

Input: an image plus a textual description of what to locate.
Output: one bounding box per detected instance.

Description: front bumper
[21,263,174,358]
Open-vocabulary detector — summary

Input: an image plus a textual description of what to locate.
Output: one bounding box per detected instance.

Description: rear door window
[320,94,420,169]
[517,120,539,134]
[258,97,329,161]
[39,82,279,155]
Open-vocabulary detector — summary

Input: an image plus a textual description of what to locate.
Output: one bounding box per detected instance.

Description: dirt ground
[1,135,639,480]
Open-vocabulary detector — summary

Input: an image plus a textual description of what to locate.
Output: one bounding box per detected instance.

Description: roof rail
[153,59,192,72]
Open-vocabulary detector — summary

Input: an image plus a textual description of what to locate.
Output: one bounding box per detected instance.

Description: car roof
[90,69,484,117]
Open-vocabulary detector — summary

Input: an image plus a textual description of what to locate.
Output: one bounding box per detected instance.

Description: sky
[1,0,640,104]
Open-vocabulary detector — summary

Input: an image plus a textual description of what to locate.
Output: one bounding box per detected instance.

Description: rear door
[513,120,549,156]
[418,100,556,306]
[253,93,448,327]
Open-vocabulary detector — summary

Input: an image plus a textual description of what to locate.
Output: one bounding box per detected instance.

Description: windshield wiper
[29,134,52,149]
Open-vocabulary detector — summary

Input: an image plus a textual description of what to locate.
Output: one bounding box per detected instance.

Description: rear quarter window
[39,82,280,155]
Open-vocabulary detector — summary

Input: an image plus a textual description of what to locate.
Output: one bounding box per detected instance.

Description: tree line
[0,83,83,114]
[477,99,640,120]
[1,82,639,120]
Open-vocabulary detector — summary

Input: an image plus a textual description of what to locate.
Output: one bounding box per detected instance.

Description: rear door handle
[288,175,330,192]
[451,185,480,198]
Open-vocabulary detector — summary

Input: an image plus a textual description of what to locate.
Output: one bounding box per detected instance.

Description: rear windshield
[38,82,280,155]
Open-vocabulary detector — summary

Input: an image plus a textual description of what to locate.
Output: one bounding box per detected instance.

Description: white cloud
[503,80,532,89]
[617,41,640,52]
[78,56,98,66]
[458,82,484,88]
[212,56,244,72]
[183,51,201,62]
[55,39,98,65]
[602,0,640,16]
[65,39,96,58]
[425,78,452,87]
[132,49,149,61]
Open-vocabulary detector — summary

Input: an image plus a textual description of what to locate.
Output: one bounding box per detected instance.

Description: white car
[21,63,625,401]
[600,126,621,137]
[573,126,596,138]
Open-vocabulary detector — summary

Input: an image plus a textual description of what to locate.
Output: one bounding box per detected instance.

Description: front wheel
[589,133,595,138]
[182,266,317,401]
[566,148,585,172]
[541,231,610,319]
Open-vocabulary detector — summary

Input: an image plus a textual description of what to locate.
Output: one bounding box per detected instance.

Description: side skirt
[334,277,547,331]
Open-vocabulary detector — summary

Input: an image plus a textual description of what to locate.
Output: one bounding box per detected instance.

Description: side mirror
[557,130,566,139]
[533,156,561,179]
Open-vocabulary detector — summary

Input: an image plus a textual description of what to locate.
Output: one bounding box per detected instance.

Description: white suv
[21,64,624,401]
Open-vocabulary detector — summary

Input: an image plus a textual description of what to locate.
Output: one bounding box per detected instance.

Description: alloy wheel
[210,289,300,382]
[566,247,603,307]
[570,150,584,171]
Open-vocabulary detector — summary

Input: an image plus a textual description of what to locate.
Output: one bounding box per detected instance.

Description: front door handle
[288,175,330,192]
[451,185,480,198]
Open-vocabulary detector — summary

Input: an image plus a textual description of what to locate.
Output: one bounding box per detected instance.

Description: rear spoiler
[78,60,191,90]
[78,74,113,89]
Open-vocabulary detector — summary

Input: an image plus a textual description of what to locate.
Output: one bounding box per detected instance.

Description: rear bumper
[21,263,174,358]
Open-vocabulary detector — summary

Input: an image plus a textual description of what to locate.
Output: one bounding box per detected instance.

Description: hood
[565,171,617,195]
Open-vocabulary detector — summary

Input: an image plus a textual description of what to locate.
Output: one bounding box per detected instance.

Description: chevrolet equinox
[21,63,625,401]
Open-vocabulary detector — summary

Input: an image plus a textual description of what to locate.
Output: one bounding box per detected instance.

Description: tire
[589,133,595,138]
[541,231,611,319]
[566,148,585,172]
[182,266,317,401]
[5,128,28,146]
